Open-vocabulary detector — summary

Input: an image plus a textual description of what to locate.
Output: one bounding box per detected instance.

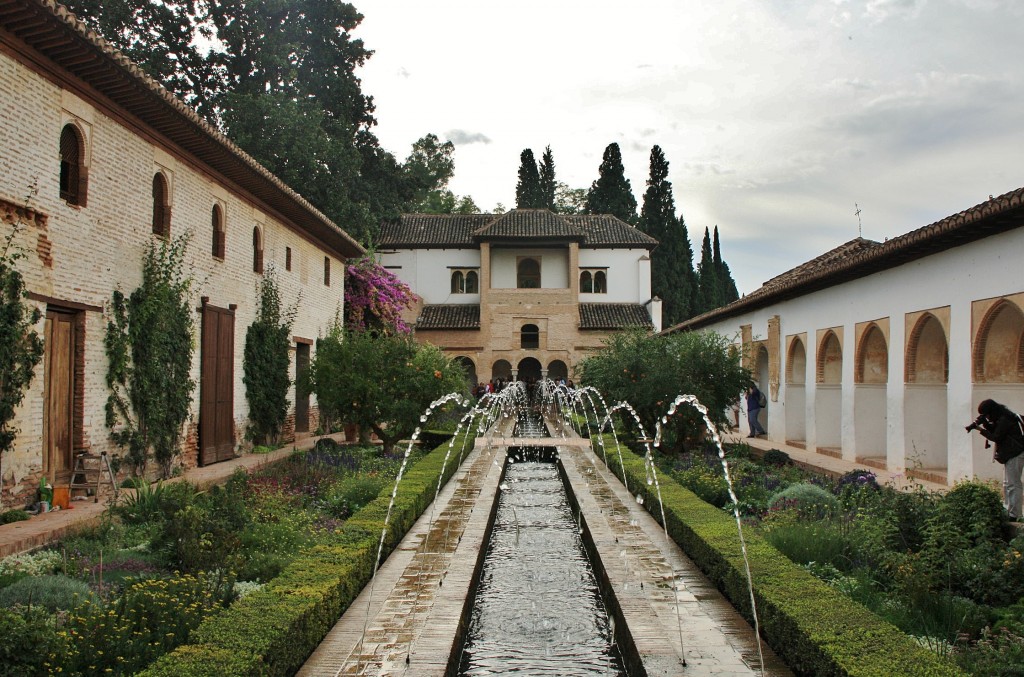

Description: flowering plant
[344,257,418,334]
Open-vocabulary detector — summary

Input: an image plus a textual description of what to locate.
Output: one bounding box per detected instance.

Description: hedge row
[139,433,477,677]
[594,435,964,677]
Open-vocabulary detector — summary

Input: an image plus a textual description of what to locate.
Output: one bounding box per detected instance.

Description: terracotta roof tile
[579,303,653,330]
[472,209,585,241]
[562,214,658,248]
[416,304,480,330]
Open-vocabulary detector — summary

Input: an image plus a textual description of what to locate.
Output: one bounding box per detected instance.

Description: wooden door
[200,304,235,465]
[43,310,76,478]
[294,343,310,434]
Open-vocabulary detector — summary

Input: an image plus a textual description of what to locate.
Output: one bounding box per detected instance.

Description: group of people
[471,377,576,400]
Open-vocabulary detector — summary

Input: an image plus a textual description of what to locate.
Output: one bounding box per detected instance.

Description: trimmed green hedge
[595,435,964,677]
[139,432,476,677]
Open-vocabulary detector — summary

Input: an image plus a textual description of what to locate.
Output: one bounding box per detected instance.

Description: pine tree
[515,149,543,209]
[638,146,695,325]
[585,142,637,223]
[539,146,557,211]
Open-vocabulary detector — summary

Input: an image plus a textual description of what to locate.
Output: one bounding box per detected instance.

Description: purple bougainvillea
[344,257,418,334]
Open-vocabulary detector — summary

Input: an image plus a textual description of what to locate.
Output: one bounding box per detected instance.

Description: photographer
[967,399,1024,520]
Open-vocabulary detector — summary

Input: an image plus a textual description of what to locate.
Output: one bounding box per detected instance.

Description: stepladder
[70,451,119,503]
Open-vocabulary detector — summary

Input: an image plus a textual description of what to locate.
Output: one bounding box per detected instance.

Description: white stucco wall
[695,226,1024,485]
[378,248,481,305]
[577,248,650,303]
[490,248,569,289]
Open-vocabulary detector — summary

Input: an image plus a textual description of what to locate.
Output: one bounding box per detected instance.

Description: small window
[521,324,539,350]
[324,257,330,286]
[211,204,225,259]
[451,270,465,294]
[151,173,171,237]
[252,227,263,274]
[59,124,87,206]
[517,258,541,289]
[594,270,607,294]
[285,246,292,271]
[465,270,479,294]
[580,270,593,293]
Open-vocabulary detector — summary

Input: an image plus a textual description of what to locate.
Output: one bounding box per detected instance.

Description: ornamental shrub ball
[768,482,840,519]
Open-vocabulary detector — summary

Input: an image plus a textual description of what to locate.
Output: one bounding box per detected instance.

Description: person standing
[969,399,1024,520]
[746,385,767,438]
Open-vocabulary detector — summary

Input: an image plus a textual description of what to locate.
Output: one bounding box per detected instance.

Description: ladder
[70,451,119,503]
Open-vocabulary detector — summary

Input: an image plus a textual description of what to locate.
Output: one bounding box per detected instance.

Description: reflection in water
[458,451,626,675]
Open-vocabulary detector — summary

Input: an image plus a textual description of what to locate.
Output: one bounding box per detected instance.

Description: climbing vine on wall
[344,256,417,334]
[105,233,196,478]
[0,182,44,504]
[243,266,296,446]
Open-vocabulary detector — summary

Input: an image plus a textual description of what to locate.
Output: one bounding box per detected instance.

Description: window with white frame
[450,268,480,294]
[580,268,607,294]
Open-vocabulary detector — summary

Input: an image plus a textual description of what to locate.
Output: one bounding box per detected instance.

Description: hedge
[594,435,965,677]
[139,432,476,677]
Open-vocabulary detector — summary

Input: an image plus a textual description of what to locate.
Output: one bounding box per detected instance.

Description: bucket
[52,486,70,510]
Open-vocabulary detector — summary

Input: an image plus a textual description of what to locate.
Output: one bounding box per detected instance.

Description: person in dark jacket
[970,399,1024,520]
[745,386,767,438]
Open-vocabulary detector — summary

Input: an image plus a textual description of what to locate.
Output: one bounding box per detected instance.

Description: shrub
[922,481,1007,594]
[0,550,62,577]
[768,482,840,518]
[0,509,30,524]
[764,521,848,566]
[323,475,390,520]
[956,627,1024,676]
[0,606,60,677]
[0,574,97,613]
[673,464,729,507]
[762,449,791,466]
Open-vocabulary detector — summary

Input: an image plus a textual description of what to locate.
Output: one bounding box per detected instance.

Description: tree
[638,146,695,326]
[554,183,587,214]
[696,227,720,314]
[0,192,44,506]
[307,327,467,454]
[585,142,637,224]
[713,226,740,307]
[515,149,543,209]
[105,235,196,478]
[577,329,752,453]
[243,268,296,447]
[344,257,418,334]
[538,146,557,210]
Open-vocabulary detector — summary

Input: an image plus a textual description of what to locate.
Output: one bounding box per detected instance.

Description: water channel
[457,444,626,675]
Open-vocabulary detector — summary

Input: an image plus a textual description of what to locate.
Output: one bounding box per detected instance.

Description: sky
[349,0,1024,294]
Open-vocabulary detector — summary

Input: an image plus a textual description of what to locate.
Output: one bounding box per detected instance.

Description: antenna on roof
[854,203,863,238]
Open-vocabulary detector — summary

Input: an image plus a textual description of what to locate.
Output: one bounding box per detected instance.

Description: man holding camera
[967,399,1024,521]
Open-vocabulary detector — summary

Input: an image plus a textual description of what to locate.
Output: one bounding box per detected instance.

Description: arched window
[786,337,806,384]
[324,257,331,286]
[517,258,541,288]
[855,324,888,384]
[211,204,225,259]
[817,331,842,384]
[465,270,479,294]
[594,270,607,294]
[252,227,263,274]
[521,323,539,350]
[59,124,87,206]
[580,270,593,293]
[974,300,1024,383]
[451,270,465,294]
[906,313,948,384]
[152,173,170,237]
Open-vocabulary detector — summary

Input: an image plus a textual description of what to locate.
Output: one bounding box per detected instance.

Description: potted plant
[37,476,53,512]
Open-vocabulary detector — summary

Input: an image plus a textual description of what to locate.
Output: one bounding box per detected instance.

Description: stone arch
[521,323,539,350]
[492,359,512,382]
[580,270,593,293]
[211,203,225,259]
[974,299,1024,383]
[906,313,948,384]
[786,336,806,384]
[252,226,264,274]
[517,257,541,288]
[59,122,88,206]
[151,172,170,237]
[450,270,464,294]
[594,270,607,294]
[547,359,568,382]
[855,324,888,384]
[517,357,542,382]
[817,331,842,384]
[453,356,476,385]
[465,270,479,294]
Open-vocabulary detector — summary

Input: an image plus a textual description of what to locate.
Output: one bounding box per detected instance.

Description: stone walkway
[300,424,793,676]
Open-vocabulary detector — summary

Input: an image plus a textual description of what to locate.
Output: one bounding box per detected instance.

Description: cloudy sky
[351,0,1024,294]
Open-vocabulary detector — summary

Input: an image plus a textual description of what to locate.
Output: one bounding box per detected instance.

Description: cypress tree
[638,145,694,326]
[515,149,543,208]
[696,227,720,314]
[585,142,637,223]
[713,226,739,306]
[539,146,557,211]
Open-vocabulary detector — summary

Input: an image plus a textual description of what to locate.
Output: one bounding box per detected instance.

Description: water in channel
[458,445,627,676]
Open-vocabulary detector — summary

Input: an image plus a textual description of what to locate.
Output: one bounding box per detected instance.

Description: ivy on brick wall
[105,233,196,479]
[0,183,44,505]
[243,267,296,446]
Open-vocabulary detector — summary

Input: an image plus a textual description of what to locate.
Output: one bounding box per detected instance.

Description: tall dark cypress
[515,149,542,208]
[585,142,637,224]
[539,146,557,211]
[713,226,739,306]
[696,227,719,314]
[638,145,694,325]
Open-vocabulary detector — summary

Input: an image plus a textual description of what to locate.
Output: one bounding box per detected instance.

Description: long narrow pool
[458,447,627,675]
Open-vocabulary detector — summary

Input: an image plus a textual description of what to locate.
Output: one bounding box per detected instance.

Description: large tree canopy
[585,143,637,224]
[515,149,543,209]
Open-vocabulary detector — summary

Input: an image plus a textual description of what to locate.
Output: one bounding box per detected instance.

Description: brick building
[377,209,661,385]
[0,0,363,507]
[665,188,1024,488]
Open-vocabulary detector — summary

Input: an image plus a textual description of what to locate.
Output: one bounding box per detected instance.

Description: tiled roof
[665,187,1024,333]
[472,209,585,241]
[579,303,653,330]
[416,304,480,330]
[0,0,363,259]
[378,210,657,249]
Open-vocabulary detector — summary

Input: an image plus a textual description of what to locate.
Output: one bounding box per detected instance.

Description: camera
[965,416,985,433]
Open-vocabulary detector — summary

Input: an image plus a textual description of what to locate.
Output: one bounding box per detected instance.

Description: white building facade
[666,189,1024,487]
